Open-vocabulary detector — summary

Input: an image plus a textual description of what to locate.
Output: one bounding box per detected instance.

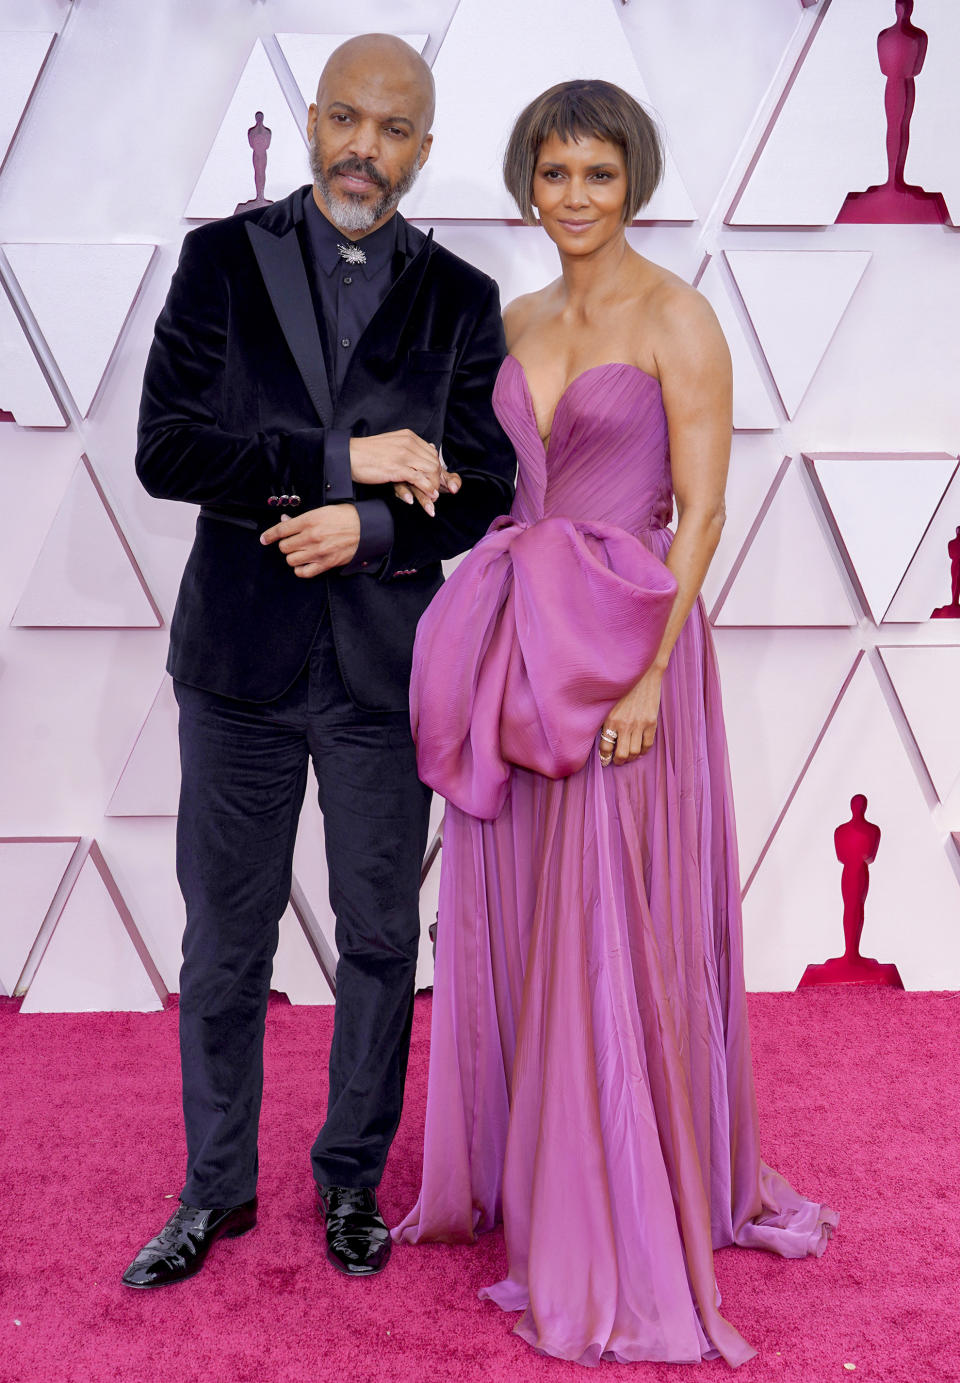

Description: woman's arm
[602,284,732,766]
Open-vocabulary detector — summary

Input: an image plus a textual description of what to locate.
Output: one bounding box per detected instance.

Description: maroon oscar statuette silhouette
[930,526,960,619]
[836,0,947,225]
[798,795,904,988]
[234,111,274,214]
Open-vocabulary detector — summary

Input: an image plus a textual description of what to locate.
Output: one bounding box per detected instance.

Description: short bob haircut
[503,79,663,225]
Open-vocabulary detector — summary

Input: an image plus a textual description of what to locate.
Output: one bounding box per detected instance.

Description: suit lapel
[246,217,334,425]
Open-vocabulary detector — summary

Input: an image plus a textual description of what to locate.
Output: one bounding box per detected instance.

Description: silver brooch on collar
[337,242,367,265]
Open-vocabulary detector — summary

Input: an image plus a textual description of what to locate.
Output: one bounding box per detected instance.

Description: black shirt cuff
[340,499,394,575]
[324,429,354,503]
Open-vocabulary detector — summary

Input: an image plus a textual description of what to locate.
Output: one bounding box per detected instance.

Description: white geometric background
[1,0,958,1011]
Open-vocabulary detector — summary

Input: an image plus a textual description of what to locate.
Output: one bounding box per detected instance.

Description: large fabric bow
[411,515,678,819]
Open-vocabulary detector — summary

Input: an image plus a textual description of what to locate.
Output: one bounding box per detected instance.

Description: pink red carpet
[1,989,957,1383]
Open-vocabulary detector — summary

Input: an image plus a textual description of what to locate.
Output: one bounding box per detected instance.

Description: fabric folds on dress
[411,513,677,819]
[395,357,837,1368]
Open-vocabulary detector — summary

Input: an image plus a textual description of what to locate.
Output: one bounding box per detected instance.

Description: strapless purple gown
[394,356,837,1368]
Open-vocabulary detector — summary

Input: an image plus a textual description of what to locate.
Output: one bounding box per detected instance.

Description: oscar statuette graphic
[798,795,904,988]
[234,110,274,214]
[836,0,947,224]
[930,526,960,619]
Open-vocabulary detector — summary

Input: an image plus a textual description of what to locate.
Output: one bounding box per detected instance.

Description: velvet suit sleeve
[135,229,335,514]
[378,280,516,579]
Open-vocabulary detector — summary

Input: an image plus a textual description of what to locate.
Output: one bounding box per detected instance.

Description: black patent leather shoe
[317,1185,391,1276]
[121,1197,257,1288]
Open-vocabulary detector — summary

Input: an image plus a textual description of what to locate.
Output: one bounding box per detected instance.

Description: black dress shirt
[303,189,398,572]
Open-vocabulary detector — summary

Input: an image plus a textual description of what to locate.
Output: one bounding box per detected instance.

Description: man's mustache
[327,157,389,191]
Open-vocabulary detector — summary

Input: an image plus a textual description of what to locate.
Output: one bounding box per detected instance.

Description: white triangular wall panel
[885,469,960,622]
[276,33,429,109]
[900,4,959,225]
[701,436,784,614]
[403,0,695,221]
[881,646,960,807]
[97,822,185,994]
[271,905,335,1006]
[812,454,957,622]
[0,838,79,995]
[0,32,55,174]
[743,658,960,990]
[715,460,858,627]
[12,457,161,628]
[729,0,888,225]
[292,790,338,966]
[0,282,65,426]
[107,677,180,817]
[725,250,871,418]
[714,629,856,879]
[696,258,779,430]
[4,244,155,417]
[186,40,310,220]
[21,848,165,1013]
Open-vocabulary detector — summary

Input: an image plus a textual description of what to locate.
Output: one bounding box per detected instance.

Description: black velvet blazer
[136,187,516,708]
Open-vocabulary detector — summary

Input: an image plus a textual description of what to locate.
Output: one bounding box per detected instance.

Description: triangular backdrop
[725,250,871,417]
[107,677,180,817]
[5,243,155,416]
[0,32,55,174]
[0,838,79,995]
[403,0,695,221]
[696,258,779,430]
[701,436,784,615]
[715,459,858,627]
[728,0,888,224]
[185,39,309,219]
[880,646,960,809]
[22,844,167,1013]
[742,657,960,991]
[0,280,65,426]
[713,629,857,879]
[884,467,960,622]
[12,456,162,628]
[811,453,957,621]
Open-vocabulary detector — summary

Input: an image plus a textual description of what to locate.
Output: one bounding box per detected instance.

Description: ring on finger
[600,728,618,744]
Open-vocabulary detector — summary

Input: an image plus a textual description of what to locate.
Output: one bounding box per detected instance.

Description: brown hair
[503,79,663,225]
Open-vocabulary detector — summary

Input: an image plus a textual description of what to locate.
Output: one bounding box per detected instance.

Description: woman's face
[531,132,628,255]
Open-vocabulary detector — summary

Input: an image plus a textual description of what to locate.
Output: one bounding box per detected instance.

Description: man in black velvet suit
[122,34,514,1288]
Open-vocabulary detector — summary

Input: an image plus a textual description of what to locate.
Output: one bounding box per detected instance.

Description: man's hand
[260,505,360,578]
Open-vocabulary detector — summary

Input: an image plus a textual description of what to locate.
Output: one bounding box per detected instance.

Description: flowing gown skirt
[395,527,837,1368]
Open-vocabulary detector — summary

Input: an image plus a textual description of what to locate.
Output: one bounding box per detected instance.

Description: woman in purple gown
[394,80,836,1368]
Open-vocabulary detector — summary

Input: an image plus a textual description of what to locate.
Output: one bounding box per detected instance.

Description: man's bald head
[317,34,435,135]
[307,33,436,236]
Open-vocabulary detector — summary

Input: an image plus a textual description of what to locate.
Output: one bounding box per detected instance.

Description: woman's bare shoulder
[642,265,722,342]
[502,283,558,350]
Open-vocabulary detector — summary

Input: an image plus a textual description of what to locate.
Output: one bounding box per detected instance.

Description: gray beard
[310,146,421,234]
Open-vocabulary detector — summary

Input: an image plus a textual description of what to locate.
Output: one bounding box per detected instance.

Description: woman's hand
[599,666,664,767]
[392,467,461,516]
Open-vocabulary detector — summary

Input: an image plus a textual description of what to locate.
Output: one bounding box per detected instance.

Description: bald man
[123,35,514,1287]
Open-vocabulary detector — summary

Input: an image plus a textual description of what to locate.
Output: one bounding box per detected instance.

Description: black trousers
[174,609,431,1206]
